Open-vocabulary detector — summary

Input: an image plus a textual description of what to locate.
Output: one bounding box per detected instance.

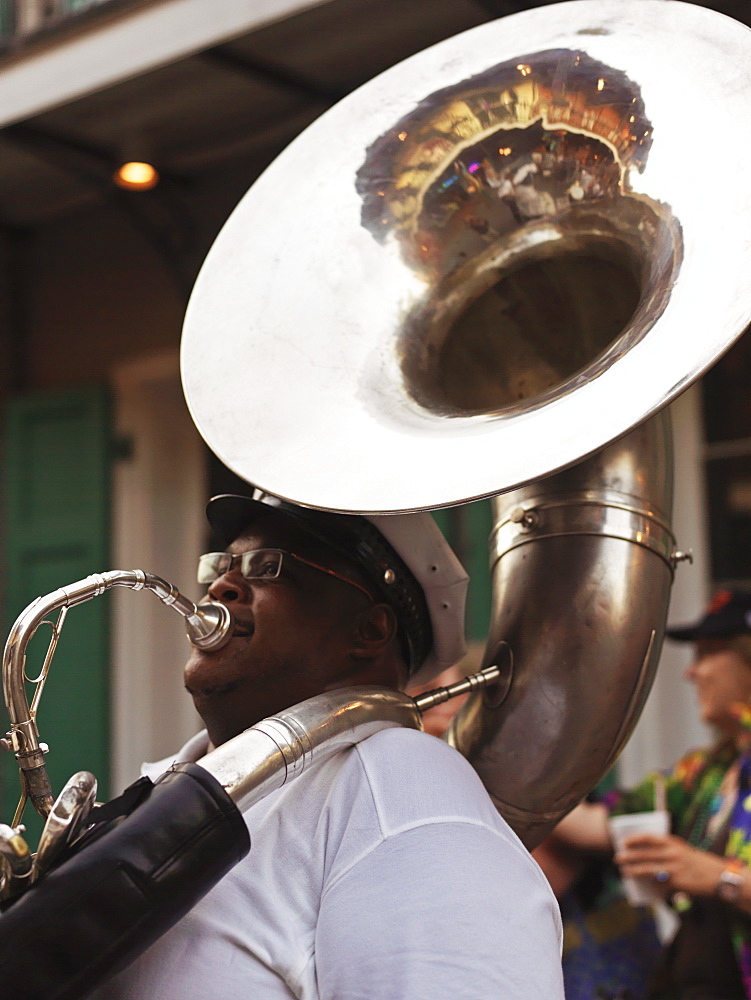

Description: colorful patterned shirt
[605,731,751,997]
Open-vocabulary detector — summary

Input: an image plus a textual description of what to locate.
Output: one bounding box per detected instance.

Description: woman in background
[553,590,751,1000]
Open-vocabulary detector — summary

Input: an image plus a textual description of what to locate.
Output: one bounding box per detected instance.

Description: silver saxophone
[0,573,498,895]
[0,572,228,891]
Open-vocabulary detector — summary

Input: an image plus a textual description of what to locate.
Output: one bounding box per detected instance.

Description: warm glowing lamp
[113,160,159,191]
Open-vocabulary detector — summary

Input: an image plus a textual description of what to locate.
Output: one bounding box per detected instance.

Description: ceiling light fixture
[113,159,159,191]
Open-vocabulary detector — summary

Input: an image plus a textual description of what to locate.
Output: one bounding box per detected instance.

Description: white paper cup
[608,810,670,906]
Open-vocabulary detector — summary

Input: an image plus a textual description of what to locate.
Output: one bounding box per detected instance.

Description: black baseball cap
[666,590,751,642]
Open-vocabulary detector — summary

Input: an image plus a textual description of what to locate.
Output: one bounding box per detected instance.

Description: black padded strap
[0,762,250,1000]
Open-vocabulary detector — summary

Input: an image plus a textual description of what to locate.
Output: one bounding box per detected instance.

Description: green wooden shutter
[0,2,13,36]
[2,384,111,838]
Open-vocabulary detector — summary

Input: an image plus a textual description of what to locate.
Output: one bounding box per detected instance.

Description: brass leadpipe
[199,666,502,812]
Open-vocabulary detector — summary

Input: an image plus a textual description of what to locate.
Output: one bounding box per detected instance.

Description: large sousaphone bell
[182,0,751,844]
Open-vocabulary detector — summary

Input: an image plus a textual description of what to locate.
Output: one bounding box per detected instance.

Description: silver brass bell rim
[181,0,751,514]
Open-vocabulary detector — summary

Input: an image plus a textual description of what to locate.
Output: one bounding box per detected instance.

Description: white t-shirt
[92,727,563,1000]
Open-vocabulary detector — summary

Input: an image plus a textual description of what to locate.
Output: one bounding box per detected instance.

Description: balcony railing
[0,0,140,49]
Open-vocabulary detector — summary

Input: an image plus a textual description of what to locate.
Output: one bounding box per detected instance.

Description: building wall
[29,206,185,389]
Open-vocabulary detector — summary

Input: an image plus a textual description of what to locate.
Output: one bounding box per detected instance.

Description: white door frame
[110,349,207,791]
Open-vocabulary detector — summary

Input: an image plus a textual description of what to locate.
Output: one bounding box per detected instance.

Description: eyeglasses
[197,548,375,601]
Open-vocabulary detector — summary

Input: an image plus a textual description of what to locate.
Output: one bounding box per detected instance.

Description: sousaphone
[181,0,751,844]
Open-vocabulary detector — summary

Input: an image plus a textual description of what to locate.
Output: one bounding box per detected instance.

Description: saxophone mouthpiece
[185,602,234,651]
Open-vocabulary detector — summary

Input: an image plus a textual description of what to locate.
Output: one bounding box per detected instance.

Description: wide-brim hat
[206,492,468,685]
[666,589,751,642]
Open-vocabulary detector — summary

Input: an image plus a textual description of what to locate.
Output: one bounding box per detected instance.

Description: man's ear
[351,603,398,657]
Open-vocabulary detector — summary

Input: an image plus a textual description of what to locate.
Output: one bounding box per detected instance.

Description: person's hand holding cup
[608,810,671,905]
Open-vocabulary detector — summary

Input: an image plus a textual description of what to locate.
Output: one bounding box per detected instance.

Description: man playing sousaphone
[88,490,563,999]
